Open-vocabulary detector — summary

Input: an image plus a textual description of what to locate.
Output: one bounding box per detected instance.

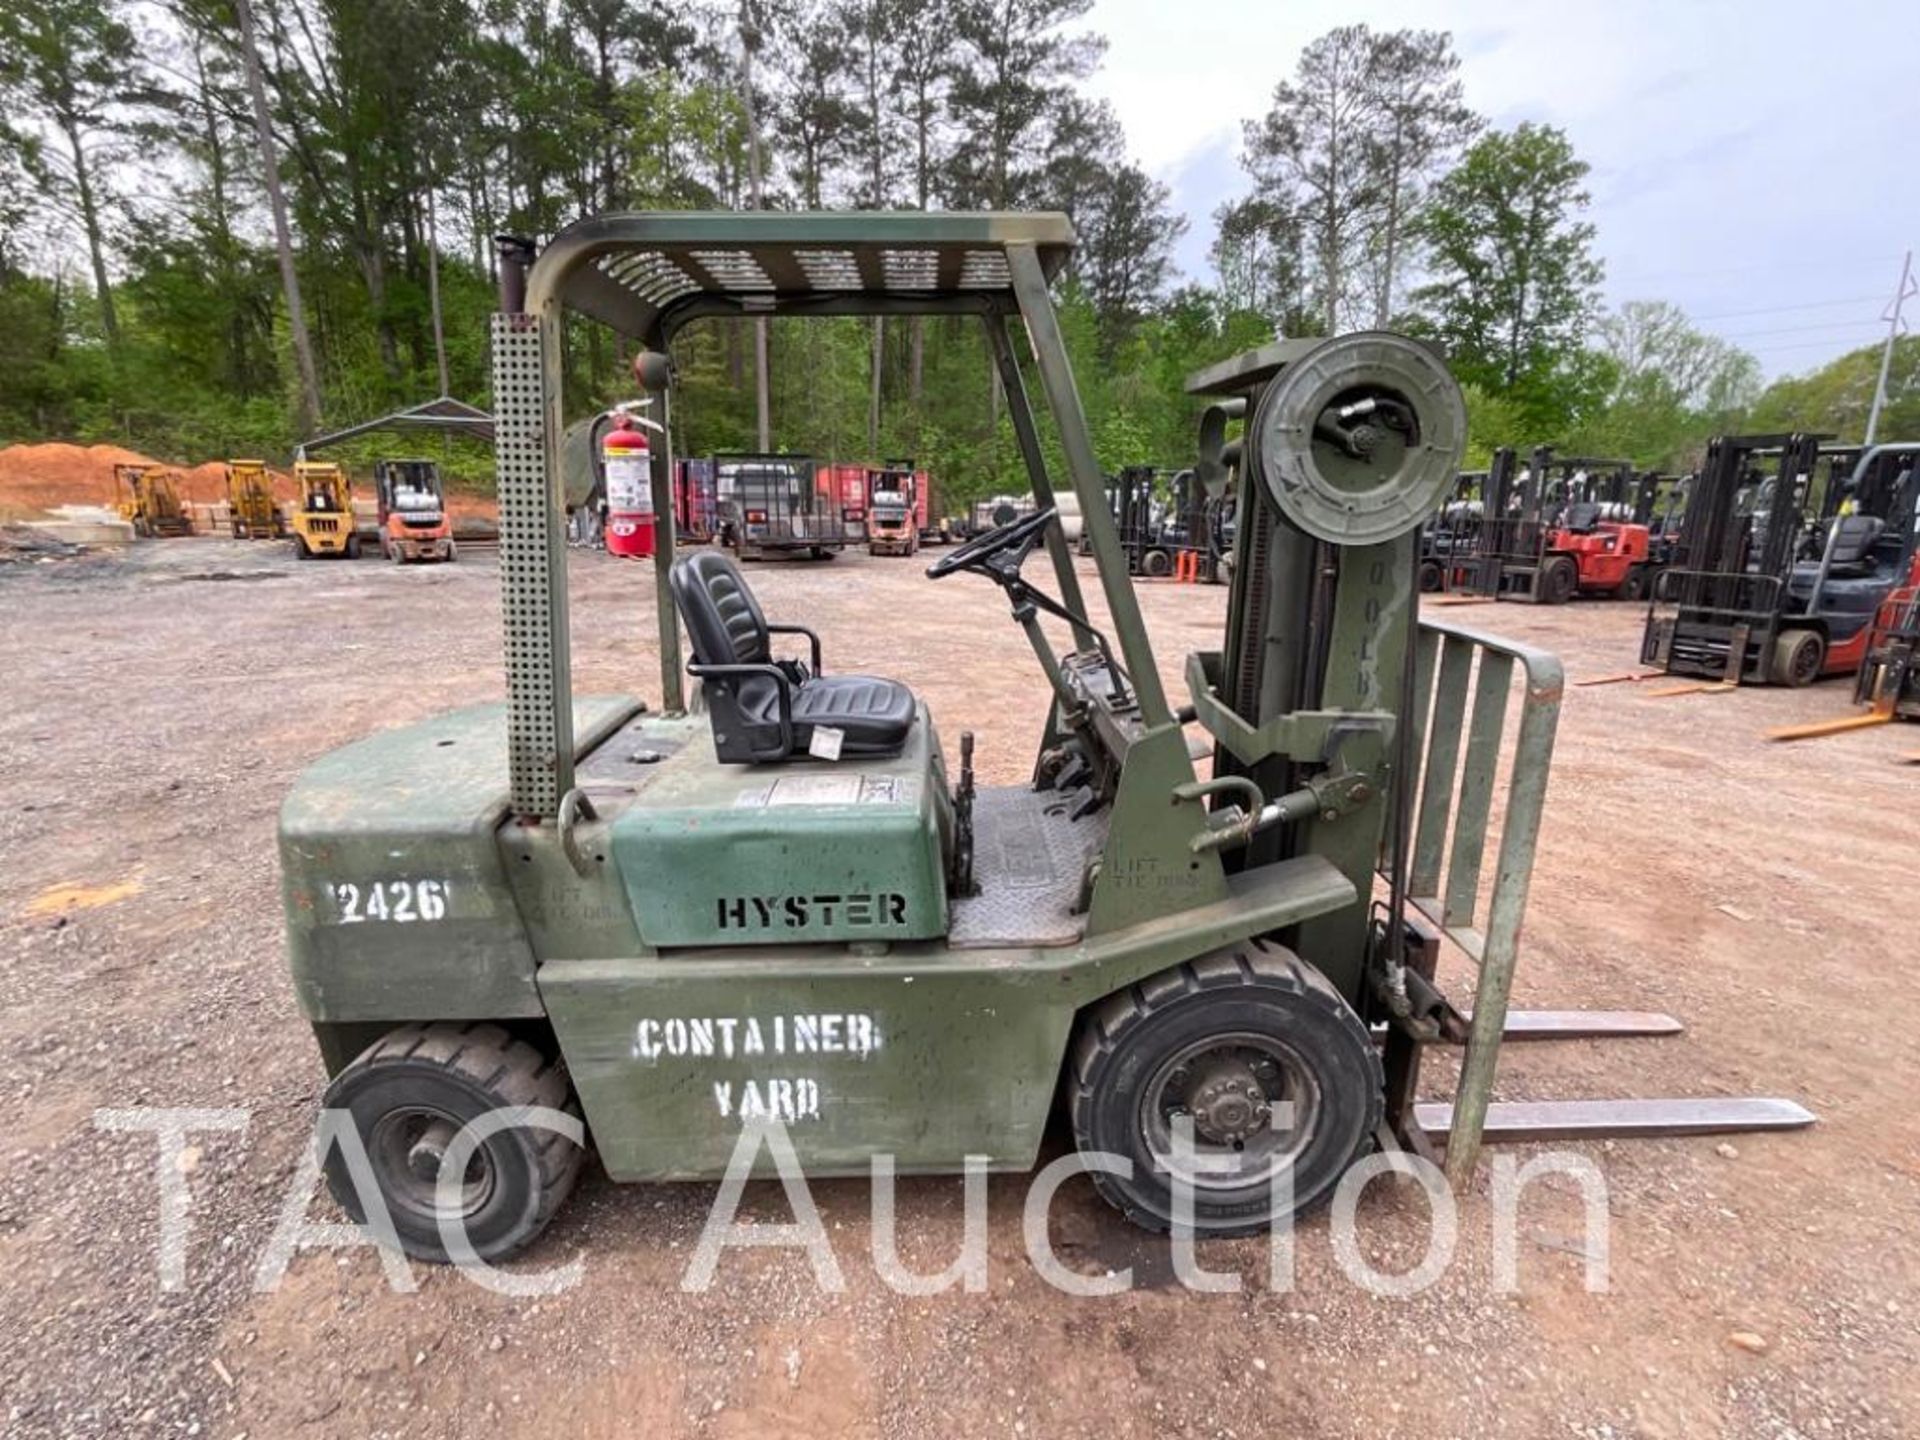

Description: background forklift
[1458,447,1654,602]
[1767,442,1920,738]
[224,459,286,539]
[865,464,921,556]
[278,213,1808,1262]
[1644,437,1918,687]
[1086,464,1161,572]
[1541,456,1661,600]
[1419,467,1485,593]
[372,458,457,563]
[289,459,360,559]
[115,463,195,537]
[1146,467,1235,584]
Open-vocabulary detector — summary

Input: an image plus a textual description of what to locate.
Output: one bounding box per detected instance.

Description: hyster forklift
[1643,437,1919,687]
[373,458,457,563]
[115,463,196,537]
[225,460,286,539]
[278,213,1810,1261]
[290,460,360,559]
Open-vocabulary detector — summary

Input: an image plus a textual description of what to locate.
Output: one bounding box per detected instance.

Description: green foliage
[1746,336,1920,443]
[0,1,1902,502]
[1409,123,1603,436]
[1459,383,1527,469]
[1241,25,1478,332]
[1559,300,1761,468]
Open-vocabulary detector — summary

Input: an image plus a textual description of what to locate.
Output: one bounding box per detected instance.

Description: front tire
[1540,555,1577,604]
[1070,945,1382,1236]
[321,1023,585,1263]
[1771,628,1825,687]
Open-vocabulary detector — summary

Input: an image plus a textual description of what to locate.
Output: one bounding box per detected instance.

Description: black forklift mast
[1643,433,1820,682]
[1454,444,1550,597]
[1102,464,1160,572]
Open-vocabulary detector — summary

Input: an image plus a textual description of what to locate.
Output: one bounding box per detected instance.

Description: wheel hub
[406,1118,459,1184]
[1184,1057,1272,1144]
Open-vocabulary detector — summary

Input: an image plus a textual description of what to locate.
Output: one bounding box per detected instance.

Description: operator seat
[1561,501,1601,534]
[670,550,916,764]
[1826,515,1885,574]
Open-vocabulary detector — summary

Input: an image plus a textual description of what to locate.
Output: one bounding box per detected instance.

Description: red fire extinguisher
[602,402,660,558]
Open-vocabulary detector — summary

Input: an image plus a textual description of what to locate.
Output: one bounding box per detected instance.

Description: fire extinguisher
[602,401,662,558]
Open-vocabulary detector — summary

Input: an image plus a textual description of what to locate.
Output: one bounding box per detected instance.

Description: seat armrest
[766,622,823,676]
[687,660,794,761]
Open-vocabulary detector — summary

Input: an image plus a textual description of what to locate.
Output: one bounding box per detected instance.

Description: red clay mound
[0,442,159,512]
[0,443,297,515]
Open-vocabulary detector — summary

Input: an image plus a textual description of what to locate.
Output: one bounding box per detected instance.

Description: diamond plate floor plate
[948,784,1107,949]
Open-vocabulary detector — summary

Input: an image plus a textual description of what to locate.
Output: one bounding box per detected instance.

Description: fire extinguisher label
[605,454,652,513]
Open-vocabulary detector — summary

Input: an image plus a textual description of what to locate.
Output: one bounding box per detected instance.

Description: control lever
[950,731,977,897]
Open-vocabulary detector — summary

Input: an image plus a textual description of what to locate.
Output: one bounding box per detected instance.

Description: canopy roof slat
[527,210,1076,342]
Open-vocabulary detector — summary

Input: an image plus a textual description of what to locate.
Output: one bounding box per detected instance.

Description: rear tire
[346,535,362,560]
[294,536,311,560]
[321,1022,585,1263]
[1070,945,1382,1236]
[1540,555,1577,604]
[1770,628,1825,687]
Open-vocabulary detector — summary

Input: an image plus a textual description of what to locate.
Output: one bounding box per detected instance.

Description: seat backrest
[1830,514,1885,565]
[1562,501,1601,534]
[670,550,770,667]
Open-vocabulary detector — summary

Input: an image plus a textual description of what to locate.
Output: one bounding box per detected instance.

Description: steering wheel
[927,506,1057,580]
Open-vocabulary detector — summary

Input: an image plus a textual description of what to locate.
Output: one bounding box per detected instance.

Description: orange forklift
[1457,447,1657,602]
[865,464,921,556]
[1541,457,1661,601]
[372,458,456,563]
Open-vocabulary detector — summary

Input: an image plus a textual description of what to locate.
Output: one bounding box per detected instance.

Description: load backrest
[670,550,771,668]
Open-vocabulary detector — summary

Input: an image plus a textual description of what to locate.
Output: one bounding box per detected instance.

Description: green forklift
[278,212,1811,1261]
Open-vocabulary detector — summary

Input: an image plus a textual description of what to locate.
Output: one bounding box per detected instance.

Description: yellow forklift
[114,463,195,537]
[224,459,286,539]
[290,460,360,559]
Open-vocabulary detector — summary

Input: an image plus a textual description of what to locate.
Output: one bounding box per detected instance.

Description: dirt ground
[1,536,1915,1440]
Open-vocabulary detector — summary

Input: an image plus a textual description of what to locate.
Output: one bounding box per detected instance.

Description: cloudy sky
[1085,0,1920,378]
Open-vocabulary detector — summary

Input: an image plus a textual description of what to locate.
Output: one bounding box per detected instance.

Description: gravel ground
[0,537,1915,1440]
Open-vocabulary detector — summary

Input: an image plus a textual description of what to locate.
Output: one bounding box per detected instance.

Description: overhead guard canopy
[526,210,1077,343]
